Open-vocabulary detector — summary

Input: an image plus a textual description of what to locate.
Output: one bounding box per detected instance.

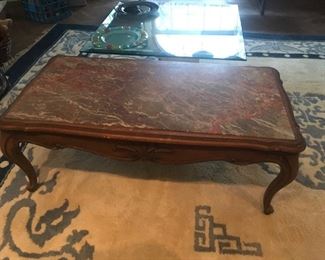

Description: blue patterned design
[261,92,325,190]
[245,39,325,56]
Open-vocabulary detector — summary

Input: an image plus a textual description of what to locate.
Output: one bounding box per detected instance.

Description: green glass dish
[91,26,148,50]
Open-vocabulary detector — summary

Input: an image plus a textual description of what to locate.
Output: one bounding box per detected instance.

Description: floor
[4,0,325,56]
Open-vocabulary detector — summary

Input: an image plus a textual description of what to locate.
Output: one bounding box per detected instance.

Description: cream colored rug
[0,31,324,259]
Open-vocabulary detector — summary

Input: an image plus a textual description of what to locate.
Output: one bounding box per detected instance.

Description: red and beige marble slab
[0,56,305,214]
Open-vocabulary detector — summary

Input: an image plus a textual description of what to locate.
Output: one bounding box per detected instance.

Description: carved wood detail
[113,144,172,161]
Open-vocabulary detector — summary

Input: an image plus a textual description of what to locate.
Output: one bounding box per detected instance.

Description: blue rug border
[5,23,325,92]
[5,24,97,88]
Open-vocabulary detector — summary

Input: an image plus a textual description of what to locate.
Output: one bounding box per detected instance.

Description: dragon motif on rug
[0,148,94,259]
[261,92,325,190]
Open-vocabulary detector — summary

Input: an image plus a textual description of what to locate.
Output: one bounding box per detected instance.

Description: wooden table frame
[0,57,306,215]
[0,109,305,215]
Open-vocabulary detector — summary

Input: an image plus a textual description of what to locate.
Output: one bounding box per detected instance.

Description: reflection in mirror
[154,2,245,59]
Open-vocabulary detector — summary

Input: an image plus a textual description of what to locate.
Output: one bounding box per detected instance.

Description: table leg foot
[263,154,299,215]
[26,182,39,192]
[263,205,274,215]
[0,133,39,192]
[263,155,299,215]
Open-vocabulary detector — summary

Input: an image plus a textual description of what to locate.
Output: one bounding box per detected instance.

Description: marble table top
[1,56,296,140]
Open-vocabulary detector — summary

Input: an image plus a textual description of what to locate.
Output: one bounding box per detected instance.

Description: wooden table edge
[0,121,305,215]
[0,54,304,146]
[0,118,306,154]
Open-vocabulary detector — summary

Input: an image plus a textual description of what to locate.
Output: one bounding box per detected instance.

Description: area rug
[0,24,324,259]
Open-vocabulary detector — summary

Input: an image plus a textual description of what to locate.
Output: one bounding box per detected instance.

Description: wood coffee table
[0,56,305,214]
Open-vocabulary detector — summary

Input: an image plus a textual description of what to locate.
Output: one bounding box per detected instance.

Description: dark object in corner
[257,0,267,15]
[0,21,11,65]
[0,68,10,99]
[21,0,71,23]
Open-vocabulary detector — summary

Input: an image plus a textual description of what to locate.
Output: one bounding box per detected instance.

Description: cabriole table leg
[0,132,39,191]
[263,154,299,214]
